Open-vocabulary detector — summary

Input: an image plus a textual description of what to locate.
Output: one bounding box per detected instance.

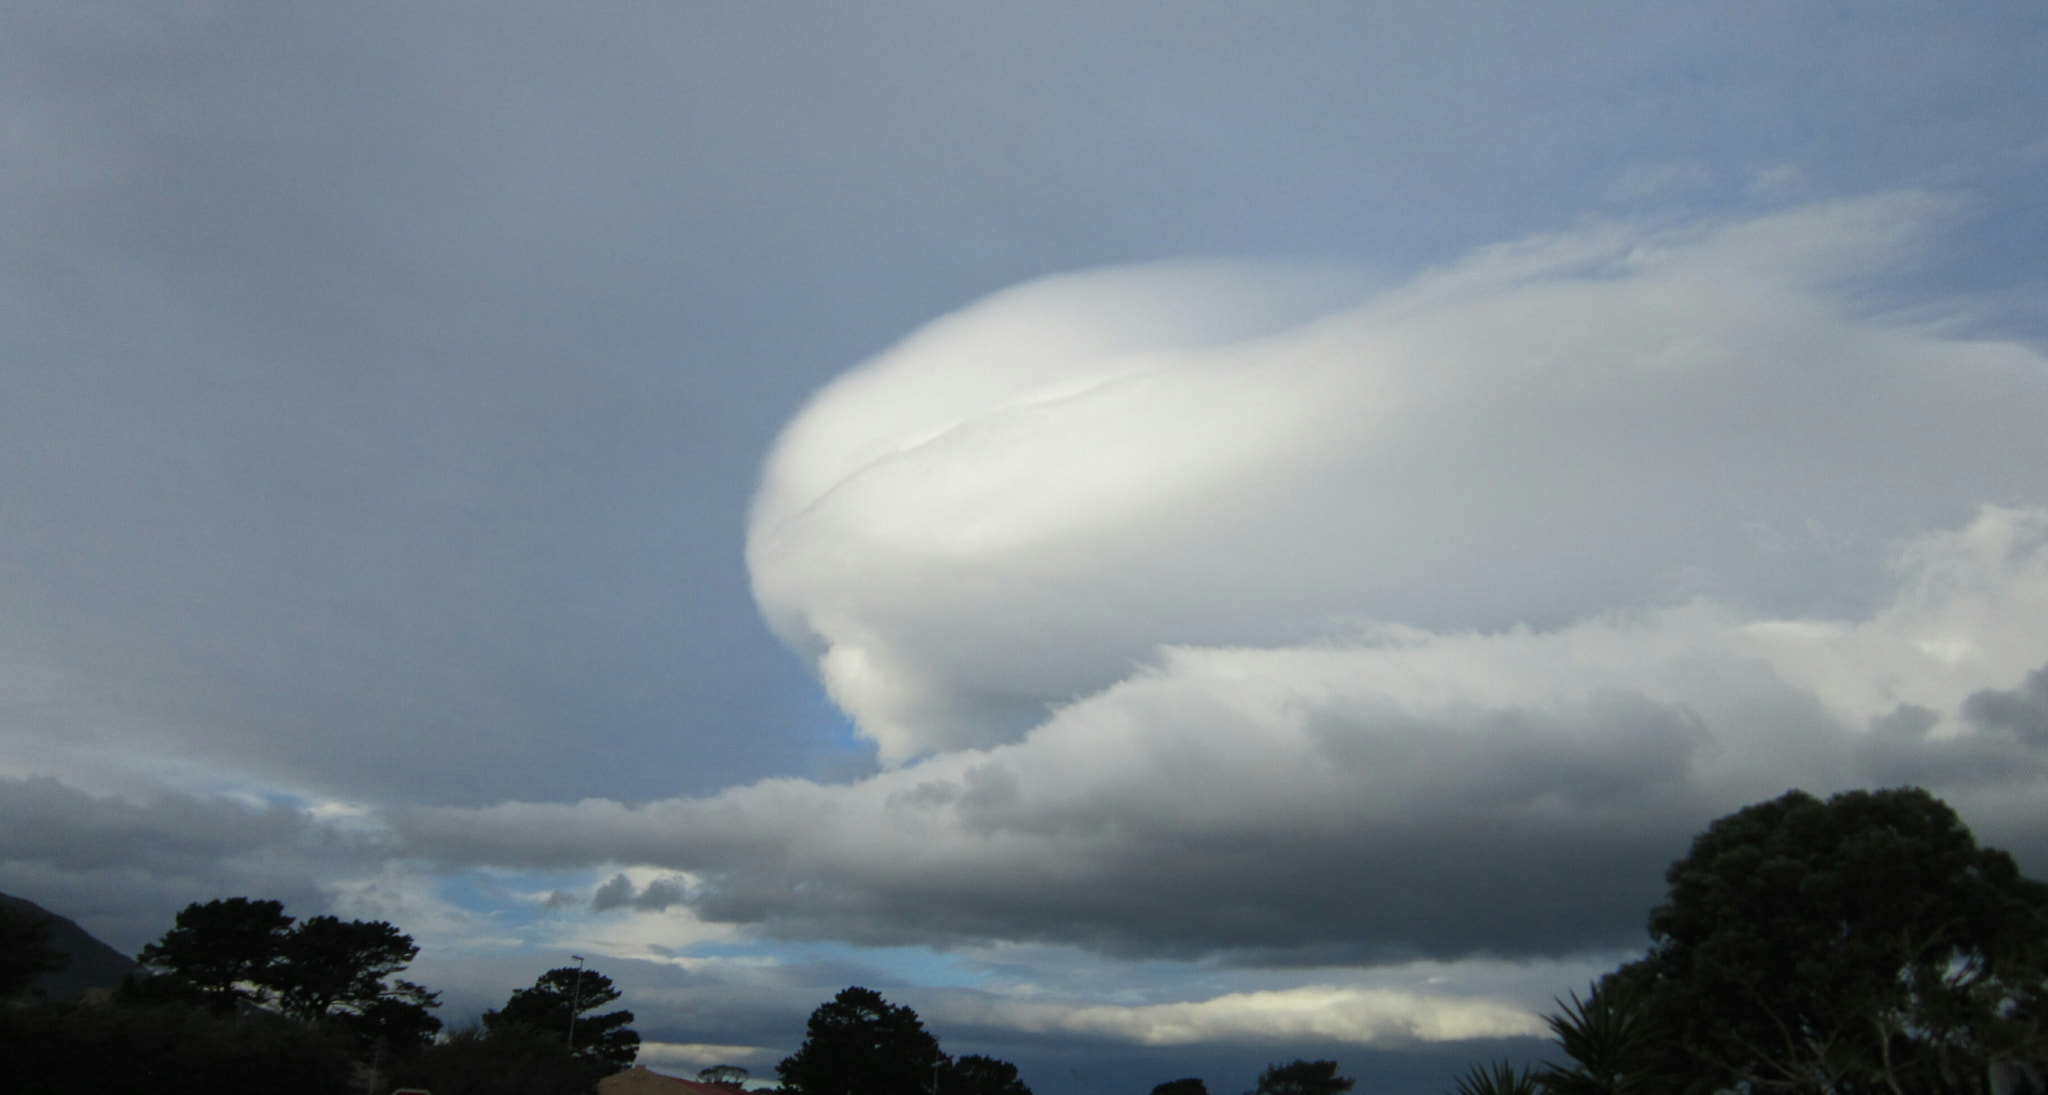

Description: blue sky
[5,4,2048,1093]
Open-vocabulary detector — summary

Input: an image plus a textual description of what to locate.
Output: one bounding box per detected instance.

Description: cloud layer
[399,197,2048,971]
[749,194,2048,761]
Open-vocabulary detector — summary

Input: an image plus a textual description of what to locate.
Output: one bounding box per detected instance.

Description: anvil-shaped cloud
[404,194,2048,967]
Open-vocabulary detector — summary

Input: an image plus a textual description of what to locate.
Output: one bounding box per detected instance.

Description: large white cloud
[403,196,2048,966]
[749,193,2048,761]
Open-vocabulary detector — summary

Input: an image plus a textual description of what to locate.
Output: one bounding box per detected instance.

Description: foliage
[484,965,639,1073]
[777,986,947,1095]
[1448,1060,1539,1095]
[273,915,417,1019]
[1600,787,2048,1094]
[1248,1060,1354,1095]
[1532,985,1662,1095]
[387,1022,603,1095]
[0,902,65,996]
[132,897,441,1050]
[1150,1079,1210,1095]
[941,1053,1033,1095]
[136,896,293,1012]
[700,1064,752,1087]
[0,994,355,1095]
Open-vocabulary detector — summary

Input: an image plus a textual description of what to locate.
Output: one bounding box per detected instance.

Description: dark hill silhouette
[0,892,137,999]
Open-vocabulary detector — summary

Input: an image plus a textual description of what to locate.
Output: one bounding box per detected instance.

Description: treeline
[0,895,638,1095]
[1448,788,2048,1095]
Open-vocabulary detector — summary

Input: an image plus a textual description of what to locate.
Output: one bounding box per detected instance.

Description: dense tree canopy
[1454,787,2048,1095]
[1150,1079,1210,1095]
[1249,1060,1354,1095]
[778,987,1029,1095]
[484,965,639,1073]
[941,1053,1032,1095]
[389,1022,603,1095]
[136,897,293,1012]
[778,986,946,1095]
[1620,787,2048,1094]
[132,897,440,1049]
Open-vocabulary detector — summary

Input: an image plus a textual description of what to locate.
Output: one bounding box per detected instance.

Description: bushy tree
[0,995,355,1095]
[1248,1060,1352,1095]
[941,1053,1032,1095]
[699,1064,751,1088]
[1150,1079,1209,1095]
[484,965,638,1073]
[1555,787,2048,1095]
[777,986,945,1095]
[388,1022,602,1095]
[136,897,293,1013]
[132,897,440,1049]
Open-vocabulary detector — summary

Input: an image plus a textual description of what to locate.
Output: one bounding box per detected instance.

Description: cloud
[937,986,1542,1047]
[0,775,380,948]
[750,193,2048,762]
[400,198,2048,965]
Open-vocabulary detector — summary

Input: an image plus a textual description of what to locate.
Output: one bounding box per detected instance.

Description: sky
[4,3,2048,1093]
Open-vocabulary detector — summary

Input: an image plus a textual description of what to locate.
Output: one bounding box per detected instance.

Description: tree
[777,986,945,1095]
[485,965,639,1073]
[0,902,64,996]
[389,1022,601,1095]
[1608,787,2048,1094]
[132,897,441,1049]
[700,1064,752,1088]
[272,915,417,1019]
[941,1053,1032,1095]
[1150,1080,1209,1095]
[1532,985,1662,1095]
[135,897,293,1012]
[1447,1060,1539,1095]
[1248,1060,1353,1095]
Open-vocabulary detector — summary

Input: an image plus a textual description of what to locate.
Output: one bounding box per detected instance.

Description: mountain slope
[0,892,137,999]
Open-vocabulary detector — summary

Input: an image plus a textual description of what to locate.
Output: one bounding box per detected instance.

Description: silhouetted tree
[0,995,354,1095]
[485,965,639,1073]
[1149,1079,1209,1095]
[777,986,945,1095]
[1571,787,2048,1094]
[1533,984,1662,1095]
[700,1064,751,1087]
[132,897,440,1051]
[1447,1060,1538,1095]
[1248,1060,1352,1095]
[941,1053,1032,1095]
[389,1022,601,1095]
[135,897,293,1013]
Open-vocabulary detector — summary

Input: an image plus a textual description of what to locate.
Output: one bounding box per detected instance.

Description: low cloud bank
[934,986,1543,1047]
[400,504,2048,959]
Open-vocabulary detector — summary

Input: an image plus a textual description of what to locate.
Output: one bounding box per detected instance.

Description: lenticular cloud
[748,193,2048,764]
[393,194,2048,969]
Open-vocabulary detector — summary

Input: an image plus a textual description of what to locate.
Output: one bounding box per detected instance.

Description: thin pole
[567,955,587,1050]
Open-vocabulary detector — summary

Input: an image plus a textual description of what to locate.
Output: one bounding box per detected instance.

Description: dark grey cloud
[591,872,691,914]
[0,775,356,949]
[1963,665,2048,746]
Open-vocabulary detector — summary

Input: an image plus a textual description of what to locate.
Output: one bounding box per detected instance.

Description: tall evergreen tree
[484,965,639,1073]
[777,986,945,1095]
